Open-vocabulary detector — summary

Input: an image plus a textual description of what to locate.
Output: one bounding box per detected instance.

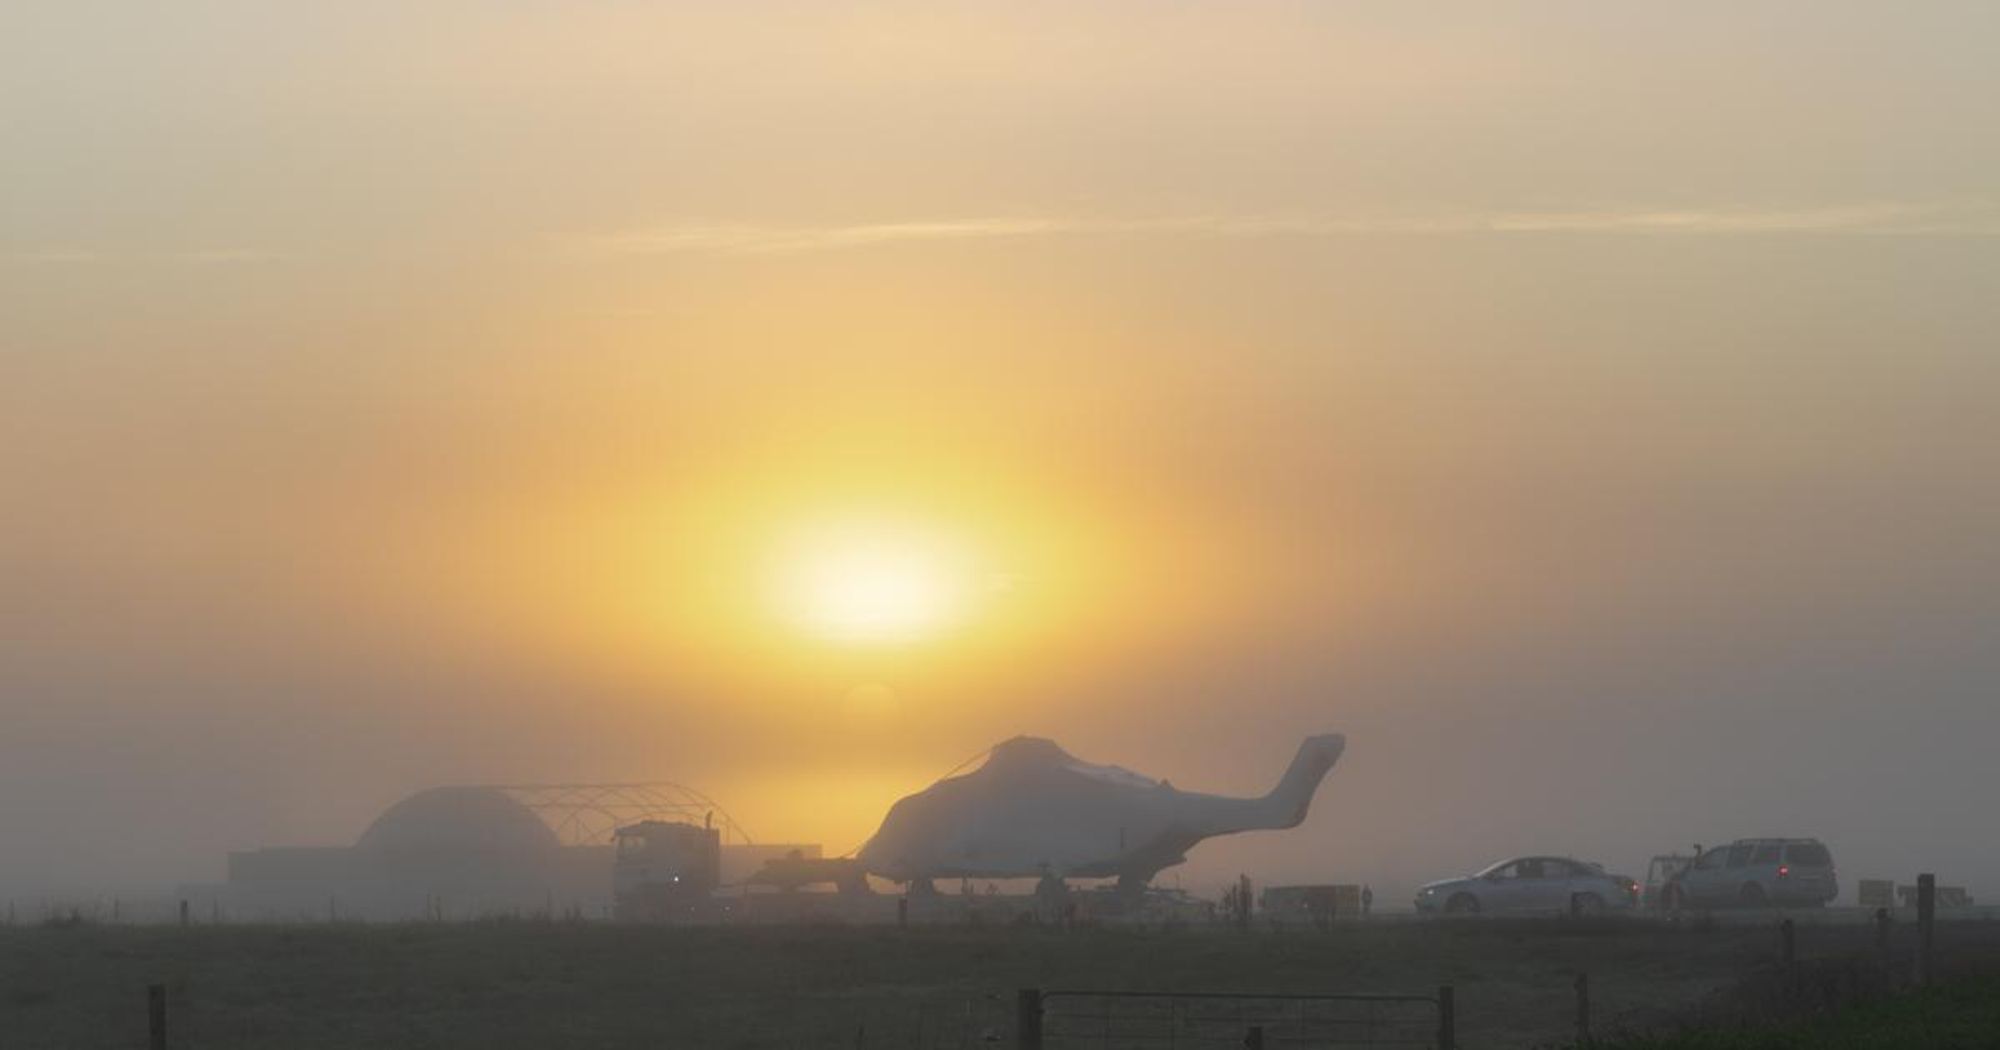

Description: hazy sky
[4,2,1997,904]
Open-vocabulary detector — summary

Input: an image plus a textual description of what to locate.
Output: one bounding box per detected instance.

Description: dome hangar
[186,784,817,922]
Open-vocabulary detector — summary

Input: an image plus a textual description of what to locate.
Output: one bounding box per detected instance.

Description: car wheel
[1445,893,1480,915]
[1572,892,1606,917]
[1740,882,1768,907]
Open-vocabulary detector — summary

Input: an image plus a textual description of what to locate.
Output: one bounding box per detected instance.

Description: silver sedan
[1415,856,1639,916]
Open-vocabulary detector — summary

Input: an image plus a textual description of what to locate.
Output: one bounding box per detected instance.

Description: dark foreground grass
[1586,972,2000,1049]
[0,918,1989,1049]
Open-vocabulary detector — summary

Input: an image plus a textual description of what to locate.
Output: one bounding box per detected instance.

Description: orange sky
[4,1,1998,900]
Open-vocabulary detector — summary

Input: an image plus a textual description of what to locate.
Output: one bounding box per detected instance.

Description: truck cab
[613,820,721,920]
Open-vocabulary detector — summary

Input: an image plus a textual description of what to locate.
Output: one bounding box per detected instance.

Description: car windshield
[1784,843,1832,866]
[1476,859,1520,878]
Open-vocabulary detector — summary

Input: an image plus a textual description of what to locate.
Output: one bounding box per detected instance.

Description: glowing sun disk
[774,523,972,643]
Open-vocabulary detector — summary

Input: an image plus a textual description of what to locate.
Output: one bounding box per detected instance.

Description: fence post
[1916,873,1936,986]
[1874,907,1893,978]
[1244,1024,1265,1049]
[1437,985,1455,1050]
[148,983,167,1050]
[178,900,189,927]
[1779,918,1795,966]
[897,897,908,928]
[1016,988,1043,1050]
[1574,972,1590,1044]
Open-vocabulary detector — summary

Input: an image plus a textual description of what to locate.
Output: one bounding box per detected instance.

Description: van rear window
[1784,844,1832,866]
[1751,845,1781,863]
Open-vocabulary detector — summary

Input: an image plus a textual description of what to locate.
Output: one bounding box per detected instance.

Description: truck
[612,819,721,920]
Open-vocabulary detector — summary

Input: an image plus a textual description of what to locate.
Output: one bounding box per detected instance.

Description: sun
[772,519,975,644]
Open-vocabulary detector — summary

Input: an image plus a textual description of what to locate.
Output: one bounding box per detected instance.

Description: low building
[184,783,813,922]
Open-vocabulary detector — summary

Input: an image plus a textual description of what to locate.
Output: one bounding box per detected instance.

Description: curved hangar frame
[480,782,753,847]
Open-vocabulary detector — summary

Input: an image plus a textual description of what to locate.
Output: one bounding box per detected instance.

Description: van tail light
[1777,866,1790,878]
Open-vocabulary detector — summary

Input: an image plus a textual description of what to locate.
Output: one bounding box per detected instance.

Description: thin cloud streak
[594,201,1998,256]
[5,249,104,265]
[597,219,1067,256]
[4,248,283,266]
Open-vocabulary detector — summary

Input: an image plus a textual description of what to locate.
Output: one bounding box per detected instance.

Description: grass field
[1592,971,2000,1049]
[2,917,1992,1049]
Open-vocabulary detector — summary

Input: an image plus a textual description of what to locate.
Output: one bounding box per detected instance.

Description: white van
[1661,838,1837,909]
